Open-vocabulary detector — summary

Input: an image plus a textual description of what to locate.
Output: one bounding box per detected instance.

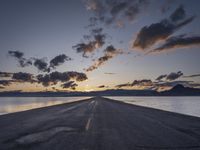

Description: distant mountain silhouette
[160,84,200,96]
[0,84,200,97]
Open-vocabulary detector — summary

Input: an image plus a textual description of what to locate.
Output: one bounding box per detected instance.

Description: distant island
[0,84,200,97]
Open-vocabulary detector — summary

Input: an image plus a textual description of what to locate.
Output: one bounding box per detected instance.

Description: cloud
[150,35,200,53]
[98,85,108,88]
[61,81,78,90]
[86,45,122,71]
[104,72,116,75]
[116,79,153,88]
[0,72,35,87]
[132,79,153,86]
[49,54,72,69]
[183,74,200,78]
[85,0,149,26]
[169,5,186,22]
[37,71,87,87]
[8,50,24,59]
[73,28,106,57]
[115,70,198,91]
[8,51,72,72]
[133,6,195,50]
[116,83,132,88]
[0,71,13,77]
[12,72,34,82]
[33,58,49,72]
[166,71,183,81]
[8,51,32,67]
[67,71,88,81]
[156,71,183,81]
[156,74,167,81]
[0,80,12,86]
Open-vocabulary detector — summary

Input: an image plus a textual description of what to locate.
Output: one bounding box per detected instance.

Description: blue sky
[0,0,200,92]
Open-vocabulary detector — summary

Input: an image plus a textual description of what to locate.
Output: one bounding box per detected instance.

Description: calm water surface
[0,97,200,117]
[0,97,91,115]
[107,96,200,117]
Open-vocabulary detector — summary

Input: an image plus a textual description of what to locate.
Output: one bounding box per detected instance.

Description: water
[0,97,91,115]
[1,97,200,117]
[106,96,200,117]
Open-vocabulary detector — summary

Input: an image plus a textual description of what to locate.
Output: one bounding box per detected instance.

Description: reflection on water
[0,97,91,115]
[106,96,200,118]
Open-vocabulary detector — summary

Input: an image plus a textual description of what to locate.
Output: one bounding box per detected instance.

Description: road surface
[0,97,200,150]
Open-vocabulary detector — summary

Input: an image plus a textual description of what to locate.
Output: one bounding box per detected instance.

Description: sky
[0,0,200,92]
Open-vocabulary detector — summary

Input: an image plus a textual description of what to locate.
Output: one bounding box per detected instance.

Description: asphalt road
[0,97,200,150]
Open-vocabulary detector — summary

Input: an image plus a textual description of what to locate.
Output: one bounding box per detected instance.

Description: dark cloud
[18,59,32,67]
[9,51,72,72]
[8,51,32,67]
[73,42,98,57]
[0,80,12,86]
[61,81,78,90]
[0,71,13,77]
[115,71,198,91]
[73,28,106,57]
[132,79,153,86]
[33,58,49,72]
[169,5,185,22]
[183,74,200,78]
[133,6,195,50]
[98,85,108,88]
[67,71,88,81]
[116,83,131,88]
[166,71,183,81]
[37,71,87,87]
[0,72,36,86]
[85,0,149,26]
[50,54,72,69]
[12,72,34,82]
[156,71,183,81]
[116,79,153,88]
[151,35,200,53]
[156,74,167,81]
[37,72,69,87]
[8,50,24,59]
[86,45,123,72]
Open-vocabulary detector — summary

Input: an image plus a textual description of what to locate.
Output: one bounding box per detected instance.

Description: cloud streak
[116,79,153,88]
[156,71,183,81]
[0,71,13,78]
[8,51,32,67]
[133,6,195,50]
[61,81,78,90]
[85,0,149,27]
[86,45,123,72]
[183,74,200,78]
[73,28,106,57]
[49,54,72,69]
[150,35,200,53]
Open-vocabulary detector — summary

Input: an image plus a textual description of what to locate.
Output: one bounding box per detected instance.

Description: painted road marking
[85,117,92,131]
